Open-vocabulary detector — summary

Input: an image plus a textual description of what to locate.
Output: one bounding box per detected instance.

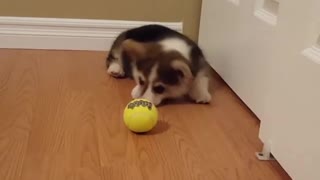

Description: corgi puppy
[106,24,212,106]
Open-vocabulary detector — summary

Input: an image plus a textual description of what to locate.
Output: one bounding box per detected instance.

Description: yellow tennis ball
[123,99,158,133]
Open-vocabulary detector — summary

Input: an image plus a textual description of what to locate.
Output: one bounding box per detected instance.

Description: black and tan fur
[106,24,213,106]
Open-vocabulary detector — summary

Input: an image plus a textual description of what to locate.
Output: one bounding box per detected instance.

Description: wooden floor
[0,49,290,180]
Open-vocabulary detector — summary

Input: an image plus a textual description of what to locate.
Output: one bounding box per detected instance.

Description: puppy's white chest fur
[159,38,191,60]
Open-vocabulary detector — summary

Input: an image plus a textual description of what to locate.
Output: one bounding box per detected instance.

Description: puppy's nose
[141,96,161,106]
[151,99,162,106]
[152,100,161,106]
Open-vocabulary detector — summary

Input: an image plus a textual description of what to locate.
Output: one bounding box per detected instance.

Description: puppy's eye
[139,77,145,85]
[153,85,165,94]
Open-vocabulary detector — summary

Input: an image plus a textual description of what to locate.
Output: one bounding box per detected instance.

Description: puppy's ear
[171,60,193,80]
[122,39,147,61]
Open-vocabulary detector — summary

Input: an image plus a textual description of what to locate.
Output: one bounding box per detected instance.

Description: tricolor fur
[106,24,213,106]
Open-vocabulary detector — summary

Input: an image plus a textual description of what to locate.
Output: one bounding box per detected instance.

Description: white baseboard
[0,16,183,51]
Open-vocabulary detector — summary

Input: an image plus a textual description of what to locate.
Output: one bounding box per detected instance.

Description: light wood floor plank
[0,49,290,180]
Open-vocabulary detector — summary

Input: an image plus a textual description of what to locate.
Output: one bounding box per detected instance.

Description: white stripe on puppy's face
[131,64,164,106]
[131,65,146,99]
[159,38,191,61]
[140,64,164,106]
[131,59,193,106]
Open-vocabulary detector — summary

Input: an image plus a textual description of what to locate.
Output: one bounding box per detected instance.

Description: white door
[198,0,277,120]
[199,0,320,179]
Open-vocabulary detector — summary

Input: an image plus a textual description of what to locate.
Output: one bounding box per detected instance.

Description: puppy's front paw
[107,63,125,78]
[194,92,212,104]
[189,91,212,104]
[131,85,142,99]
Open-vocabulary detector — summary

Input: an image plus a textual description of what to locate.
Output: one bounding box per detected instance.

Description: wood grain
[0,49,291,180]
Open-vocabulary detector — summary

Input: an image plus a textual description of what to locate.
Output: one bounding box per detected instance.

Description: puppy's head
[122,39,193,106]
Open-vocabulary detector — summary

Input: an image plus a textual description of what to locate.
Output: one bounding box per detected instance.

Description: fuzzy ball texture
[123,99,158,133]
